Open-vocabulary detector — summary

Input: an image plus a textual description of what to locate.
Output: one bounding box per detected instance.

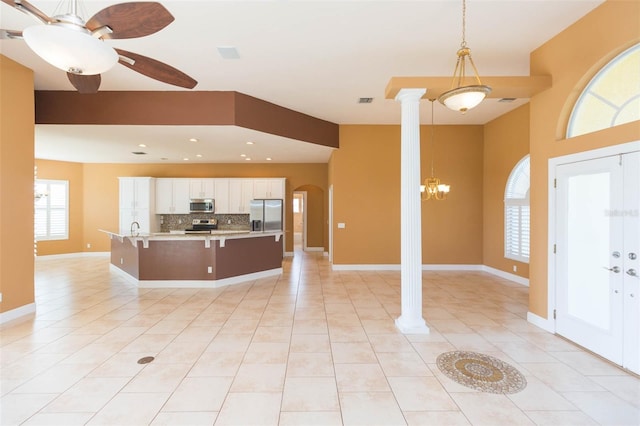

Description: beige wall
[528,0,640,317]
[36,162,329,254]
[331,124,484,265]
[483,104,530,278]
[0,56,35,313]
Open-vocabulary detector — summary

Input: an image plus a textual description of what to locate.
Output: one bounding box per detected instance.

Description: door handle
[626,268,637,277]
[604,266,621,273]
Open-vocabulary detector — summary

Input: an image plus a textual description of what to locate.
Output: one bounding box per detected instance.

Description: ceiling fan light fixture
[23,23,118,75]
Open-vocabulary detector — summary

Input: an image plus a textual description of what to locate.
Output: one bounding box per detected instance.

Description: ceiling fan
[0,0,197,93]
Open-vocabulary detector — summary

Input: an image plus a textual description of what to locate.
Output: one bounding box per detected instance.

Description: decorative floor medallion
[436,351,527,394]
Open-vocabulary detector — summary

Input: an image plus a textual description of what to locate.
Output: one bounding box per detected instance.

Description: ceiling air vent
[131,151,147,155]
[217,46,240,59]
[358,97,374,104]
[498,98,517,103]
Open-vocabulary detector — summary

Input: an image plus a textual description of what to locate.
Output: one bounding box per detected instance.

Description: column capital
[395,88,426,103]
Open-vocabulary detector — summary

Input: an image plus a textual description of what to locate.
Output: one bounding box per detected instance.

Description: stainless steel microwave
[190,199,214,213]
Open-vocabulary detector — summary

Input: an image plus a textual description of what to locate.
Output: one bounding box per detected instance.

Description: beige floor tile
[281,377,339,411]
[290,334,331,353]
[328,325,369,342]
[287,352,335,377]
[412,341,457,364]
[163,377,232,411]
[118,333,175,353]
[151,411,219,425]
[230,363,286,392]
[334,363,389,392]
[368,334,415,352]
[279,411,342,425]
[523,410,598,425]
[506,377,576,411]
[496,341,564,363]
[87,352,148,378]
[520,362,605,392]
[389,376,458,411]
[339,392,406,426]
[187,351,245,377]
[86,392,170,426]
[450,392,535,425]
[360,319,401,334]
[22,412,95,425]
[377,351,432,377]
[562,391,640,425]
[215,392,282,425]
[122,363,191,393]
[42,377,129,413]
[590,374,640,408]
[442,333,499,352]
[551,351,629,376]
[12,363,97,394]
[205,333,253,352]
[244,342,290,363]
[253,326,292,343]
[293,318,328,334]
[331,342,377,363]
[404,411,471,426]
[0,393,58,425]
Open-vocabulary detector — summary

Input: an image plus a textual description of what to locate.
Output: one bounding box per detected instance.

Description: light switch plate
[337,223,345,229]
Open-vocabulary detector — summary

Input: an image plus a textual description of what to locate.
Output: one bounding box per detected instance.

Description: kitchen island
[101,230,283,288]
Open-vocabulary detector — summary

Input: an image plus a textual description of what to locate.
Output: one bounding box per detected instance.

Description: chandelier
[421,100,450,201]
[438,0,491,113]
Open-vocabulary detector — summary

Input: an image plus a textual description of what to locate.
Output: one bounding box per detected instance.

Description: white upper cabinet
[189,179,215,199]
[155,178,190,214]
[253,178,285,199]
[214,179,230,213]
[228,179,254,213]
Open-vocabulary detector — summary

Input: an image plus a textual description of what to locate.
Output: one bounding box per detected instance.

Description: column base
[395,316,430,334]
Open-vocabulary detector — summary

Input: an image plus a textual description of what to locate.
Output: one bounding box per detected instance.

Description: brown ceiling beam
[385,76,552,100]
[35,91,339,149]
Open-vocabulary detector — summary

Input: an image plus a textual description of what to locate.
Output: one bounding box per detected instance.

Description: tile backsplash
[160,214,250,232]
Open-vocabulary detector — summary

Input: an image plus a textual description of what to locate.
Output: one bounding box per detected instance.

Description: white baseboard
[332,264,401,271]
[37,252,109,260]
[0,303,36,325]
[527,311,555,333]
[423,264,483,271]
[482,265,529,286]
[305,247,324,252]
[330,263,529,288]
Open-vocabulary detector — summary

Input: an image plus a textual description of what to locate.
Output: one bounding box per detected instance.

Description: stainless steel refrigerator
[250,199,283,232]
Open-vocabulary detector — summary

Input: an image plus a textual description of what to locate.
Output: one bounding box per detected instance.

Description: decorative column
[395,88,430,334]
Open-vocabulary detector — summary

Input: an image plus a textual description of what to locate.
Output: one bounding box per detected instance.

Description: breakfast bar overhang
[102,231,284,288]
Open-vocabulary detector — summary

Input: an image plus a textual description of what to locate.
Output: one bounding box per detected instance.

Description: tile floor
[1,251,639,425]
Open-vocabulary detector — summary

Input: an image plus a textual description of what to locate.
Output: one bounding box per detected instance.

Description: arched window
[567,43,640,138]
[505,155,530,263]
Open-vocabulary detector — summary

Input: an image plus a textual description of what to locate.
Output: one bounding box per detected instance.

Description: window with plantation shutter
[35,180,69,241]
[504,156,530,263]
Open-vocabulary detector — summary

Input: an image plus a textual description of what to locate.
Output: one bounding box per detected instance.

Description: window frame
[35,179,69,241]
[504,155,530,264]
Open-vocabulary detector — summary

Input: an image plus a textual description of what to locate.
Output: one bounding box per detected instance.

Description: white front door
[555,152,640,373]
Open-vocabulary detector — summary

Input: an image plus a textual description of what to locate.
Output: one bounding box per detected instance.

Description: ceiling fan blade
[0,29,22,39]
[2,0,50,24]
[86,2,174,40]
[67,73,101,94]
[115,49,197,89]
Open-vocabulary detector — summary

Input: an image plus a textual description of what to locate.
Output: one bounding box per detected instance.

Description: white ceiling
[1,0,604,164]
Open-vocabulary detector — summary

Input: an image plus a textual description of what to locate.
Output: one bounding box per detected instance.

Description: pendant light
[438,0,491,113]
[421,100,450,201]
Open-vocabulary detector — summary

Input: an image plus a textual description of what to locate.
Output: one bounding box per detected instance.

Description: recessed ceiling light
[138,143,147,148]
[189,138,198,142]
[266,157,272,161]
[245,157,251,161]
[183,157,189,161]
[217,46,240,59]
[196,154,203,158]
[246,141,254,145]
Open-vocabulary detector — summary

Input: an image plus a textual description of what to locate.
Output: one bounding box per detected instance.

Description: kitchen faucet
[130,221,140,236]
